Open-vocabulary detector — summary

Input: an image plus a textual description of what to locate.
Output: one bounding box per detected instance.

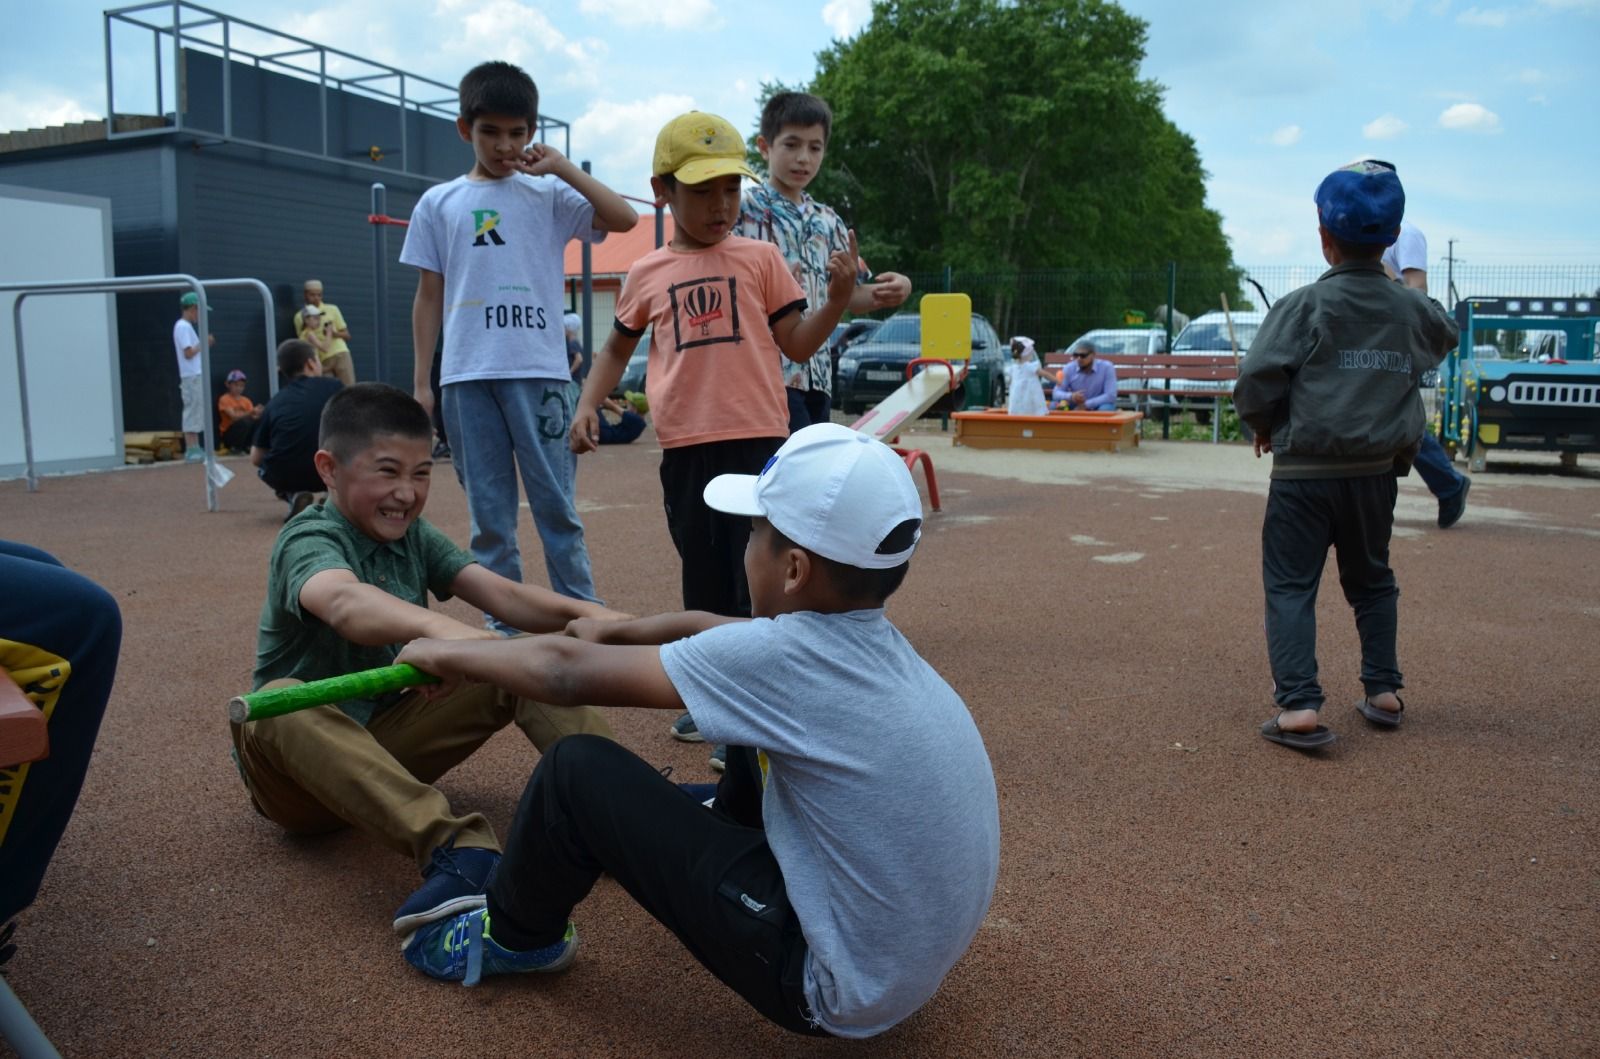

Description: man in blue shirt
[1052,341,1119,410]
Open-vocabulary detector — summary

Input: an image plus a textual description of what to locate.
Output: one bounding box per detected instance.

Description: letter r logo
[472,209,505,246]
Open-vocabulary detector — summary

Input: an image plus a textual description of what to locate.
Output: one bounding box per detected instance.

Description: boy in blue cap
[1234,160,1459,750]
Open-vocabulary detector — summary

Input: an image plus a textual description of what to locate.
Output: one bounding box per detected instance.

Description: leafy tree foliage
[751,0,1242,339]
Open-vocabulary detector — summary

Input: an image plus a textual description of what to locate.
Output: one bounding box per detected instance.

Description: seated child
[395,423,1001,1039]
[228,382,621,936]
[252,340,344,520]
[1006,336,1051,415]
[596,396,647,446]
[217,368,261,454]
[1234,160,1458,750]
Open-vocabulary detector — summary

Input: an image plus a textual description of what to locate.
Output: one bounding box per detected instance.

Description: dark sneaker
[392,844,500,935]
[403,908,577,986]
[669,711,704,743]
[708,744,727,773]
[432,440,451,460]
[1437,477,1471,529]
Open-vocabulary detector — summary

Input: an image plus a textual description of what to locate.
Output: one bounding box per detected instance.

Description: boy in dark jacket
[1234,160,1459,751]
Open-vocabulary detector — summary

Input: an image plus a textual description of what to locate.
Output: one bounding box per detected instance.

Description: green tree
[778,0,1238,339]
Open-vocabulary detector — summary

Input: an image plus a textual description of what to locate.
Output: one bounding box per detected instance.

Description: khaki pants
[229,679,613,871]
[320,350,356,386]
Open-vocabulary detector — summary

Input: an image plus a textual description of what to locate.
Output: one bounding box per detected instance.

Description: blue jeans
[442,378,598,612]
[1413,431,1465,501]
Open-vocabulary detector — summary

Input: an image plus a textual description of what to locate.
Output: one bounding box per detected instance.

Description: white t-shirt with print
[400,172,605,386]
[173,318,202,378]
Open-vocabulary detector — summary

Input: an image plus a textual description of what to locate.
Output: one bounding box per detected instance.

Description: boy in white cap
[395,423,1001,1039]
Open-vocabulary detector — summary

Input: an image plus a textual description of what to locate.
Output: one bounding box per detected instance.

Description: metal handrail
[4,275,277,510]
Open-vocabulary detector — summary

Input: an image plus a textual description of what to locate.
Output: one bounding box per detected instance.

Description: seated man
[1,541,120,967]
[228,382,621,937]
[1051,340,1118,410]
[252,340,343,521]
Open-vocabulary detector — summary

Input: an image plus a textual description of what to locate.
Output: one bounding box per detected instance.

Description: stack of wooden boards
[123,432,186,464]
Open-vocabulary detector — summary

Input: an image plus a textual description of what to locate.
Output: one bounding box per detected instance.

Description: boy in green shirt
[229,383,621,935]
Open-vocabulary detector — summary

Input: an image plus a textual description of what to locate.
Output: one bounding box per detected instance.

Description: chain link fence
[886,264,1600,352]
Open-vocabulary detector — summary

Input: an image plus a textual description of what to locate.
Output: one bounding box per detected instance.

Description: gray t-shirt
[399,172,604,386]
[660,610,1000,1038]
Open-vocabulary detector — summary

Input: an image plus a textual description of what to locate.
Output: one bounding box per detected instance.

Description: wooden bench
[1043,352,1241,442]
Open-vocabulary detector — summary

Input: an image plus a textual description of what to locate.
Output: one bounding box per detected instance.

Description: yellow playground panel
[919,293,972,361]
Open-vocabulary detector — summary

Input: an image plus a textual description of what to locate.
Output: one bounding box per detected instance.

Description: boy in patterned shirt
[735,91,912,432]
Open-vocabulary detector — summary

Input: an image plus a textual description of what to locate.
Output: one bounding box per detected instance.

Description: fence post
[1163,261,1177,440]
[580,161,595,372]
[372,182,389,385]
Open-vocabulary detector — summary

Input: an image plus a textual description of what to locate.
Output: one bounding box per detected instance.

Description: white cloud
[1528,93,1549,104]
[430,0,607,88]
[1510,67,1546,84]
[1438,101,1502,131]
[821,0,872,38]
[1457,6,1511,25]
[1266,124,1302,146]
[578,0,719,30]
[0,89,97,134]
[1363,113,1408,139]
[574,93,696,191]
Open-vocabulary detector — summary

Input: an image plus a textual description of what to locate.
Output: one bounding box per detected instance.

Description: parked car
[828,318,883,396]
[1041,326,1169,400]
[834,311,1006,414]
[1167,310,1266,422]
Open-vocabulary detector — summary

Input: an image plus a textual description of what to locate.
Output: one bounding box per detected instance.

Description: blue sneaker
[669,712,703,743]
[403,908,577,986]
[392,843,500,935]
[708,744,727,773]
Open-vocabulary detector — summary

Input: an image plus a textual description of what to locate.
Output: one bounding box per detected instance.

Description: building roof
[0,115,167,155]
[563,211,675,278]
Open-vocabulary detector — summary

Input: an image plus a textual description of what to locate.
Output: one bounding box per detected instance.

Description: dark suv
[834,311,1005,414]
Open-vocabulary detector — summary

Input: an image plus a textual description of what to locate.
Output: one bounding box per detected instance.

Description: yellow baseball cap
[653,111,758,183]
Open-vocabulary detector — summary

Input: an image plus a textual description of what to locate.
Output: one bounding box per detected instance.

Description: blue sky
[2,0,1596,271]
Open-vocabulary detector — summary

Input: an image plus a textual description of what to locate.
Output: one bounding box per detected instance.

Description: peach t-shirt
[614,236,805,448]
[218,393,255,431]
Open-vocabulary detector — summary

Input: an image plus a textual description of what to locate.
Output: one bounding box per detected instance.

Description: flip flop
[1356,695,1405,729]
[1259,714,1337,750]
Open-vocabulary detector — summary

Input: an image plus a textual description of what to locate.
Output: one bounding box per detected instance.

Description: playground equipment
[1440,295,1600,471]
[850,293,974,512]
[950,408,1143,452]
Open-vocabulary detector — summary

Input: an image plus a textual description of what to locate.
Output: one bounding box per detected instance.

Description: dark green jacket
[1233,260,1459,479]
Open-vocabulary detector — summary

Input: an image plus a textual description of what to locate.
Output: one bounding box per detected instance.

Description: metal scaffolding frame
[102,0,571,179]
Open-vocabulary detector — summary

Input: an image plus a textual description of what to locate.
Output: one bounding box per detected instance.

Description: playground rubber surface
[2,428,1596,1058]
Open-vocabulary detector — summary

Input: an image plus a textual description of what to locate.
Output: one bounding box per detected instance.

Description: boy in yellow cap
[569,112,858,715]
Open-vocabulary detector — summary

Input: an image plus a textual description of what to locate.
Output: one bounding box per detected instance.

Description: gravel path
[1,429,1595,1058]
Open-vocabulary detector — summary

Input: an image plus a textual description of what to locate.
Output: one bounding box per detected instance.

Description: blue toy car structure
[1440,295,1600,471]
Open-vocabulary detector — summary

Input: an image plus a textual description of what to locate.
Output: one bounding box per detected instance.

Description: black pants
[785,387,832,433]
[1262,474,1402,712]
[486,736,825,1035]
[0,541,120,923]
[220,418,256,453]
[659,437,784,616]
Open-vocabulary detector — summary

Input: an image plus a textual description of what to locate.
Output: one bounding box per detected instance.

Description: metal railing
[5,275,277,510]
[103,0,571,178]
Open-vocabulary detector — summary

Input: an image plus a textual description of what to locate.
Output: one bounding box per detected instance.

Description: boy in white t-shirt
[397,423,1001,1038]
[401,61,636,622]
[173,291,212,460]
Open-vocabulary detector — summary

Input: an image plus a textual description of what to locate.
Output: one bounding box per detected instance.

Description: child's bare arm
[448,564,630,634]
[848,272,912,313]
[571,329,641,453]
[411,270,444,418]
[773,230,858,362]
[299,569,494,646]
[565,611,743,646]
[398,637,684,712]
[518,144,638,234]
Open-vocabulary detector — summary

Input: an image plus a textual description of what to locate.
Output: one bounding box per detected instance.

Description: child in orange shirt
[217,368,261,454]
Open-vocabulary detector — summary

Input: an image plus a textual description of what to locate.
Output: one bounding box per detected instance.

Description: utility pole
[1445,238,1459,309]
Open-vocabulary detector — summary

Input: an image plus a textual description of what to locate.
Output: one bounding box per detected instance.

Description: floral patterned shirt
[733,181,864,394]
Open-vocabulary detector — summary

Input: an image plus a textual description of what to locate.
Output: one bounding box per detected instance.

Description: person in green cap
[174,291,214,460]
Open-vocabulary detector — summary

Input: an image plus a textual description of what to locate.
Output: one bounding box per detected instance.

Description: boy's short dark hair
[1326,233,1387,262]
[459,61,538,125]
[769,522,917,606]
[318,383,433,464]
[759,91,833,144]
[276,339,317,377]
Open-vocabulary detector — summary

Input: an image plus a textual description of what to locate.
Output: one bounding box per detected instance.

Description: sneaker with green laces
[402,908,577,986]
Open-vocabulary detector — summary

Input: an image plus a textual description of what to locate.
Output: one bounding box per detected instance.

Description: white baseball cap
[703,423,923,570]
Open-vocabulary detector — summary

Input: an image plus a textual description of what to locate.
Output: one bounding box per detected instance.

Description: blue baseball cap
[1314,160,1404,246]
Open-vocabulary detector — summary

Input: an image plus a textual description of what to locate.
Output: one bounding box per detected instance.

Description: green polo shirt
[252,499,475,726]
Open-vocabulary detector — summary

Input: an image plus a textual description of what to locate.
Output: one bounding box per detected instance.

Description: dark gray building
[0,32,523,430]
